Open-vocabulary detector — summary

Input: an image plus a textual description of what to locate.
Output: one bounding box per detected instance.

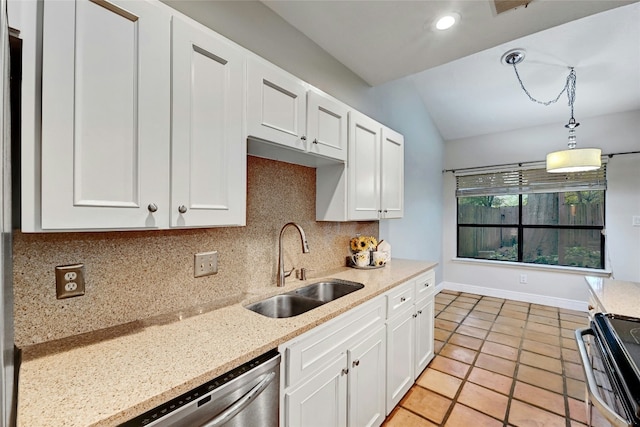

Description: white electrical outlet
[519,274,528,284]
[194,251,218,278]
[55,264,85,299]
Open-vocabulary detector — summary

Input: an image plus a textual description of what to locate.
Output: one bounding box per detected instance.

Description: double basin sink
[245,279,364,318]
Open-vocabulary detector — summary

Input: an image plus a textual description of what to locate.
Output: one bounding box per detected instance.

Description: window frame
[456,171,606,270]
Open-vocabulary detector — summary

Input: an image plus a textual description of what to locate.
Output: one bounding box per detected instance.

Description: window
[456,166,606,269]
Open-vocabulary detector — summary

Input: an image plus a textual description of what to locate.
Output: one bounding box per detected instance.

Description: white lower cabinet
[384,270,436,414]
[414,296,435,377]
[348,326,387,427]
[385,304,415,412]
[285,354,348,427]
[280,270,436,426]
[280,298,386,427]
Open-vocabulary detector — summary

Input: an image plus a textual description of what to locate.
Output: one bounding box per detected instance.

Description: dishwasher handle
[575,327,631,427]
[199,371,276,427]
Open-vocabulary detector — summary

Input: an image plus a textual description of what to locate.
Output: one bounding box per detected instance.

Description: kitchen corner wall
[12,156,378,348]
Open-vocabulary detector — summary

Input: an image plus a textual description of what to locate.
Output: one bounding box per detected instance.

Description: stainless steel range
[576,313,640,427]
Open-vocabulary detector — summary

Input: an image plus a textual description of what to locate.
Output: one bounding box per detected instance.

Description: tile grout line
[434,294,586,427]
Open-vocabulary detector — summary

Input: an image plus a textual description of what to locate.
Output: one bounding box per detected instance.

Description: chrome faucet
[278,222,310,287]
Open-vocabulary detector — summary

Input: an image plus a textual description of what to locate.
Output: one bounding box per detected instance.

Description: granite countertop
[585,276,640,318]
[17,259,437,427]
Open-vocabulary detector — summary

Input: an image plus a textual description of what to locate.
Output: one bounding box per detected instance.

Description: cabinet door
[171,17,245,227]
[380,127,404,219]
[386,305,415,414]
[306,91,348,161]
[414,297,435,378]
[41,0,170,230]
[348,111,381,220]
[285,354,348,427]
[348,326,386,427]
[247,58,307,151]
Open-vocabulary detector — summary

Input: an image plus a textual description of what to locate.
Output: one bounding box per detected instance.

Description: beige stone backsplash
[13,156,378,347]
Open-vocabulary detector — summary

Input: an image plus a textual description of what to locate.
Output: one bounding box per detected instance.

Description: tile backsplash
[13,156,378,347]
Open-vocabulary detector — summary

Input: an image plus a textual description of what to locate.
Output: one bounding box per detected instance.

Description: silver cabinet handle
[575,328,630,427]
[199,372,276,427]
[341,368,349,376]
[147,203,158,213]
[178,205,187,214]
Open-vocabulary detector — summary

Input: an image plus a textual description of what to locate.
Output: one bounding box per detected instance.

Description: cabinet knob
[383,209,388,213]
[341,368,349,376]
[417,310,422,315]
[352,360,360,367]
[312,138,318,144]
[588,304,595,311]
[300,135,307,141]
[400,297,406,302]
[178,205,188,214]
[413,313,418,318]
[147,203,158,213]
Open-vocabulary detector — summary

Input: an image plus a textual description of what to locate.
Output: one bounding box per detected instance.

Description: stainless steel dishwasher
[120,349,280,427]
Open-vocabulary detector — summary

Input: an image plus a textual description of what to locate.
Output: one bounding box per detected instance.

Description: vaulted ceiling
[264,1,640,140]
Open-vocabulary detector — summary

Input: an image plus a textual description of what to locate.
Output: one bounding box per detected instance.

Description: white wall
[605,152,640,281]
[443,110,640,309]
[376,79,444,282]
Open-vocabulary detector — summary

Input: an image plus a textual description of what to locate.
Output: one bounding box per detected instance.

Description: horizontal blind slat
[456,165,606,197]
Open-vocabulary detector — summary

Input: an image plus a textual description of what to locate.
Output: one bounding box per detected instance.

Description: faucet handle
[284,267,295,278]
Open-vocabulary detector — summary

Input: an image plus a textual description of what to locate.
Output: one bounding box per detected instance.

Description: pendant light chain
[510,63,576,110]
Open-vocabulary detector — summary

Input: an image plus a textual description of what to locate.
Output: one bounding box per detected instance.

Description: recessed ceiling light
[435,13,459,30]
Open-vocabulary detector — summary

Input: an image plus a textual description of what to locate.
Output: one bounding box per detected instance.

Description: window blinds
[456,165,607,197]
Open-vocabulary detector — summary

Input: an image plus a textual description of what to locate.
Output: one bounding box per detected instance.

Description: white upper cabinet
[170,17,246,227]
[348,111,382,221]
[306,90,349,162]
[317,110,404,222]
[380,127,404,219]
[40,0,171,230]
[35,1,246,231]
[247,58,307,151]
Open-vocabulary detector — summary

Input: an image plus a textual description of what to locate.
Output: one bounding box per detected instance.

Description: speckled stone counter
[17,259,437,427]
[585,276,640,317]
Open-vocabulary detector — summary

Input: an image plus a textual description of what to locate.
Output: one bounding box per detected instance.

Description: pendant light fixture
[501,49,602,173]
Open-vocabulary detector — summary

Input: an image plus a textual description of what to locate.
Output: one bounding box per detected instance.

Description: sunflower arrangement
[350,235,378,252]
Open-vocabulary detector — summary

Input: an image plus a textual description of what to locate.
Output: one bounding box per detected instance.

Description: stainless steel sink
[245,294,324,318]
[245,279,364,318]
[291,279,364,303]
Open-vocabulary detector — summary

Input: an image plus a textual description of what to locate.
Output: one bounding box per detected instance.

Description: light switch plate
[194,251,218,278]
[55,264,86,299]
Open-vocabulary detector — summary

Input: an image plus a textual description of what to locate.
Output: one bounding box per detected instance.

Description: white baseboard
[437,281,588,312]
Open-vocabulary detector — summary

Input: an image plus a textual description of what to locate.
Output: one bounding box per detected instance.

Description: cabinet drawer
[386,280,414,319]
[415,270,435,303]
[284,297,385,387]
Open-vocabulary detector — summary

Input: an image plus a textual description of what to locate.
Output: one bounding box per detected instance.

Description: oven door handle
[575,327,632,427]
[198,371,276,427]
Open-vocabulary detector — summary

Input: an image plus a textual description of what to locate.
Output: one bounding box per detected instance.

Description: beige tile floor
[382,290,611,427]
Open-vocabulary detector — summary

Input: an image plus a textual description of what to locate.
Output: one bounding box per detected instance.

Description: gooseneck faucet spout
[278,222,310,287]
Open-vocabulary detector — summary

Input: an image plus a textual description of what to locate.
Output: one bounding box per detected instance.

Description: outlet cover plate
[194,251,218,278]
[55,264,86,299]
